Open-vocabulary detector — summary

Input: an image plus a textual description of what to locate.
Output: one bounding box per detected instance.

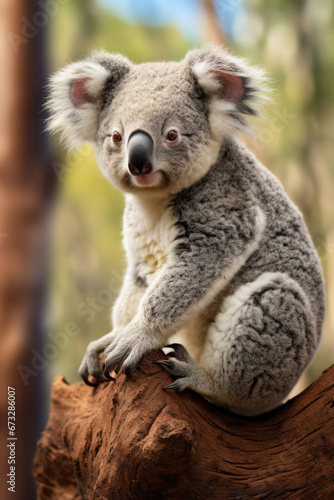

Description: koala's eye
[166,130,178,142]
[112,131,122,143]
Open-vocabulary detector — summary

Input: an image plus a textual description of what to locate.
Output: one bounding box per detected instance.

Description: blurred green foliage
[49,0,334,385]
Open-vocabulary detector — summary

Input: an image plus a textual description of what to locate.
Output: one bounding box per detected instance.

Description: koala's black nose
[127,131,154,176]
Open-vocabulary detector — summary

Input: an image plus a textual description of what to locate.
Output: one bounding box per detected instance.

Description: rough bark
[34,351,334,500]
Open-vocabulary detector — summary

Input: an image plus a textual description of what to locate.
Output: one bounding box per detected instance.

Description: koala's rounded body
[48,47,325,416]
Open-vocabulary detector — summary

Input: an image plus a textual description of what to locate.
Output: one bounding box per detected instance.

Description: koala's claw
[155,356,190,379]
[123,353,145,376]
[163,377,192,392]
[163,381,180,391]
[164,343,191,362]
[157,344,209,395]
[103,363,118,380]
[104,370,116,381]
[156,344,194,385]
[123,352,134,370]
[154,359,176,369]
[123,361,134,377]
[81,375,98,388]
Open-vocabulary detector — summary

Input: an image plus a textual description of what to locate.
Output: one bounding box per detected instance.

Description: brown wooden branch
[33,351,334,499]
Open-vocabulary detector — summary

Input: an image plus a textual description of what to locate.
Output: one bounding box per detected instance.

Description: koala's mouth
[133,170,162,187]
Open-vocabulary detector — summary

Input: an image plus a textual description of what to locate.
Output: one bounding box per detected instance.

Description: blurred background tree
[49,0,334,389]
[0,1,55,498]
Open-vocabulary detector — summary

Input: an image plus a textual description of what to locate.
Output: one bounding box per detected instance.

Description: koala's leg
[159,273,317,416]
[111,270,146,330]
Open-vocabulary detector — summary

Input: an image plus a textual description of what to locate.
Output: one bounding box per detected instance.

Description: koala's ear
[46,51,132,149]
[186,46,267,135]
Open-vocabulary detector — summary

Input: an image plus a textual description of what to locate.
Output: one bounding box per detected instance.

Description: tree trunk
[0,1,55,498]
[34,350,334,499]
[199,0,226,46]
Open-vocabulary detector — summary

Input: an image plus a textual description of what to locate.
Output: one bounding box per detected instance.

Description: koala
[47,46,325,416]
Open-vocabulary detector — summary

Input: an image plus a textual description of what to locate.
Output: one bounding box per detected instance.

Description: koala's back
[172,137,325,337]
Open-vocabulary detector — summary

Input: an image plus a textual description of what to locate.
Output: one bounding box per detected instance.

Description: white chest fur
[123,194,180,285]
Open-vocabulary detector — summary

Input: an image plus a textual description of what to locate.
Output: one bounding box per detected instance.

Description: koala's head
[47,46,264,195]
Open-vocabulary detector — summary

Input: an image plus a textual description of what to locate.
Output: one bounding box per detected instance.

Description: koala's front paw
[78,331,116,386]
[103,324,159,378]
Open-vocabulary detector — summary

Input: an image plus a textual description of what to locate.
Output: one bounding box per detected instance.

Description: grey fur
[47,47,325,416]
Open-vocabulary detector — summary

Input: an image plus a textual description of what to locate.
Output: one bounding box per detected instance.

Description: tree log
[33,351,334,499]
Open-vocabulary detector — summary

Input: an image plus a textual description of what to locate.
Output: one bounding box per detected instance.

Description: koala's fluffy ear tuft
[46,51,132,149]
[186,46,268,136]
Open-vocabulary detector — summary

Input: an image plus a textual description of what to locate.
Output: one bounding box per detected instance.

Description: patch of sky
[97,0,242,41]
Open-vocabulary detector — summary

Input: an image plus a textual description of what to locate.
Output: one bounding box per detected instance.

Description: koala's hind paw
[163,378,194,391]
[154,358,189,379]
[163,343,192,362]
[156,343,208,394]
